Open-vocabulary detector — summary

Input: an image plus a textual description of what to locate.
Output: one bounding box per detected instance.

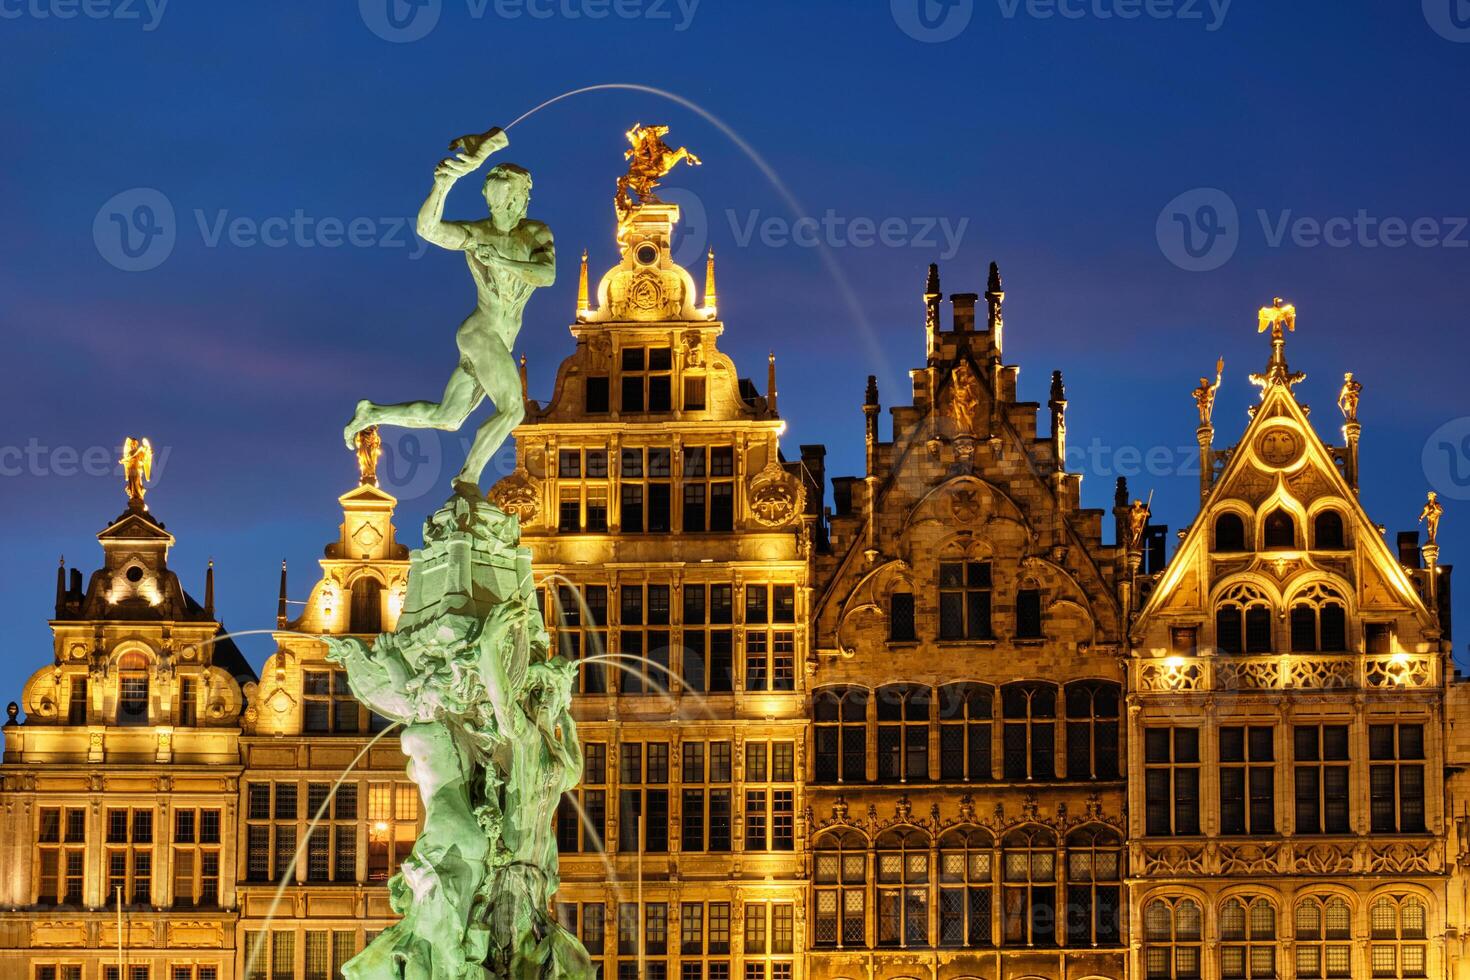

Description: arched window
[1002,683,1057,780]
[1369,895,1428,979]
[1065,827,1121,947]
[116,650,149,727]
[1015,586,1044,639]
[876,828,930,948]
[1262,509,1297,549]
[1215,513,1248,552]
[1314,510,1346,550]
[1065,681,1120,780]
[1215,584,1273,654]
[1219,897,1277,979]
[1296,895,1352,979]
[813,688,868,783]
[1144,897,1202,979]
[1001,826,1056,947]
[876,685,930,782]
[1290,583,1348,652]
[938,827,994,948]
[812,830,866,949]
[937,684,992,781]
[350,577,383,634]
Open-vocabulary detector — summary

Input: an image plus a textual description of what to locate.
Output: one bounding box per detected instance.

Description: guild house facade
[5,163,1470,980]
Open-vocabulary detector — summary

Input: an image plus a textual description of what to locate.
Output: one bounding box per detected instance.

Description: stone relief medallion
[748,459,806,527]
[1256,427,1302,467]
[629,271,664,312]
[950,488,983,524]
[489,468,540,524]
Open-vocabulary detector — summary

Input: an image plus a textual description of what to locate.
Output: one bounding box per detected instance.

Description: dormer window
[1313,510,1346,550]
[350,578,383,634]
[1262,509,1296,550]
[1214,514,1247,552]
[117,651,149,726]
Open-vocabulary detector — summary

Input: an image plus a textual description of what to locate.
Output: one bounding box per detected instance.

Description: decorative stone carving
[489,468,540,525]
[1218,842,1279,875]
[747,458,806,528]
[1141,844,1207,876]
[1294,842,1354,875]
[1217,660,1280,690]
[1290,657,1355,689]
[1366,842,1437,874]
[1366,655,1432,689]
[1139,660,1205,692]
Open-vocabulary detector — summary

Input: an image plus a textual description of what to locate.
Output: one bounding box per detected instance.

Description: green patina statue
[326,127,590,980]
[344,125,556,493]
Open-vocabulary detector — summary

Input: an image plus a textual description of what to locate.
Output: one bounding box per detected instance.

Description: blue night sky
[2,1,1469,699]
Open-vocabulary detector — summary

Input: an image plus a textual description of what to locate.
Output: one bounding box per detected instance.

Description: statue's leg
[343,363,483,449]
[453,333,524,489]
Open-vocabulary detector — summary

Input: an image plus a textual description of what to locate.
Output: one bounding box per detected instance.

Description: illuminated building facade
[3,206,1470,980]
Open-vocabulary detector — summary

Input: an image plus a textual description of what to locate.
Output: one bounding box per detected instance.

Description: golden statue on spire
[1338,372,1362,422]
[120,437,153,510]
[615,124,701,220]
[355,426,382,487]
[1250,297,1306,393]
[1192,357,1224,426]
[1420,491,1444,548]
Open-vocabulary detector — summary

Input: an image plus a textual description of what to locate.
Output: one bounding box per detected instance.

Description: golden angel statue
[948,361,982,437]
[1338,372,1362,422]
[120,437,153,509]
[355,426,383,487]
[615,123,701,220]
[1420,491,1444,547]
[1192,357,1224,426]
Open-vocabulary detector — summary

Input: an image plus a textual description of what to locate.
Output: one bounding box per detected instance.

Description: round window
[635,242,659,266]
[125,566,144,583]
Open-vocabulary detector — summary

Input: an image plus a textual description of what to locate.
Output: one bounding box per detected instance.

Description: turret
[985,261,1005,354]
[924,263,942,358]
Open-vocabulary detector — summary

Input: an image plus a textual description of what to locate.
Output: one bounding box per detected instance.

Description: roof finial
[276,559,288,629]
[924,263,942,358]
[576,248,590,316]
[519,352,530,401]
[119,437,153,511]
[204,558,215,619]
[354,427,381,487]
[703,247,718,316]
[767,351,778,415]
[1250,297,1305,394]
[984,262,1005,349]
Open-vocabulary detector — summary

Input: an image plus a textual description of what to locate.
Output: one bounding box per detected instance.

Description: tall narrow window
[938,684,992,781]
[1015,588,1043,639]
[617,742,669,853]
[1215,585,1274,654]
[36,807,86,906]
[117,652,149,726]
[1294,725,1350,834]
[1314,510,1346,549]
[1064,682,1120,780]
[938,561,993,640]
[888,591,917,642]
[618,584,671,695]
[812,831,866,949]
[876,828,930,948]
[1369,896,1427,979]
[1001,683,1056,780]
[1219,726,1275,835]
[1262,509,1296,549]
[67,677,88,725]
[1143,897,1203,980]
[814,688,867,783]
[1296,895,1352,979]
[349,578,382,634]
[1290,584,1348,652]
[366,783,418,881]
[1214,513,1247,552]
[1001,826,1056,947]
[743,584,795,692]
[1064,827,1121,947]
[876,685,930,782]
[938,827,993,947]
[1370,724,1426,833]
[1219,898,1276,980]
[1144,728,1201,836]
[551,584,608,694]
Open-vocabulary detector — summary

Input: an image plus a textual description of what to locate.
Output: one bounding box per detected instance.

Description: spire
[1049,370,1067,462]
[703,248,718,316]
[204,558,215,619]
[924,263,942,358]
[276,559,288,629]
[576,248,590,316]
[519,353,530,402]
[54,557,66,616]
[767,351,778,415]
[984,261,1005,352]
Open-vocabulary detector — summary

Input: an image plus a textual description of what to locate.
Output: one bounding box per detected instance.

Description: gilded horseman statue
[327,123,591,980]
